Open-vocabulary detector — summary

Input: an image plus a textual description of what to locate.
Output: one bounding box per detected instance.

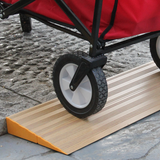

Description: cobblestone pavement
[0,14,160,160]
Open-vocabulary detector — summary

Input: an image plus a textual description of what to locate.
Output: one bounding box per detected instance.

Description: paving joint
[0,84,42,104]
[129,140,160,160]
[21,151,53,160]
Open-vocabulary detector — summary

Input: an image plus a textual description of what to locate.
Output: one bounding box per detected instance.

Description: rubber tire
[52,52,108,118]
[19,13,32,33]
[150,36,160,69]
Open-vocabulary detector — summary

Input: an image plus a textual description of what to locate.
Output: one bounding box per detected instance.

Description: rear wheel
[52,52,108,118]
[150,36,160,69]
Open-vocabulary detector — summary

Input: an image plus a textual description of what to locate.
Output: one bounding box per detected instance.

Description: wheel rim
[59,63,92,109]
[156,36,160,59]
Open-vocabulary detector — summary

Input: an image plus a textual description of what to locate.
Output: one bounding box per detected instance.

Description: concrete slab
[0,86,40,135]
[72,112,160,160]
[0,134,50,160]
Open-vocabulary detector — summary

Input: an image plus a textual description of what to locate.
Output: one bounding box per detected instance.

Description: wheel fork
[69,55,107,91]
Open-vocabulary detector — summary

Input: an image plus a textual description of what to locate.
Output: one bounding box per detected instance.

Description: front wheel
[150,36,160,69]
[52,53,108,118]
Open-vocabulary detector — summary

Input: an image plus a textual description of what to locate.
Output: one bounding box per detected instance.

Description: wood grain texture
[7,61,160,154]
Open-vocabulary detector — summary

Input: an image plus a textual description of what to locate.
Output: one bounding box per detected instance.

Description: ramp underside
[6,62,160,155]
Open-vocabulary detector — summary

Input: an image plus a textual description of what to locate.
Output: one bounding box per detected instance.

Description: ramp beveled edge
[38,136,67,155]
[6,117,67,155]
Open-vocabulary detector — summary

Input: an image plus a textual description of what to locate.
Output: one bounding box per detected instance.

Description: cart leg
[19,13,32,33]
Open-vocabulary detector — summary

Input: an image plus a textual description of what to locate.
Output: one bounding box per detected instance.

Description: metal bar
[97,31,160,55]
[19,13,32,32]
[0,0,35,18]
[20,9,75,29]
[54,0,92,42]
[27,13,87,40]
[89,0,103,57]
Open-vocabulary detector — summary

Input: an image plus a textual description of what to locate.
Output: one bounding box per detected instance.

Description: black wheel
[150,36,160,69]
[52,52,108,118]
[19,13,32,33]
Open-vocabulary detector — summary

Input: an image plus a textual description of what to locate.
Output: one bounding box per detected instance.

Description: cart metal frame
[1,0,160,91]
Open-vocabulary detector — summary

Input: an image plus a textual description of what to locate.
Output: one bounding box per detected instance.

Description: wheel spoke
[61,77,70,91]
[79,87,92,103]
[79,78,91,90]
[72,89,84,106]
[80,76,89,85]
[65,65,76,78]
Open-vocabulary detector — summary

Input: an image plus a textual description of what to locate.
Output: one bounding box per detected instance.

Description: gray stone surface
[0,13,160,160]
[0,86,39,135]
[0,134,50,160]
[72,112,160,160]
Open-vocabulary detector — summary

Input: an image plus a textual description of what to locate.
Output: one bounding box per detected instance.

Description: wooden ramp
[6,61,160,155]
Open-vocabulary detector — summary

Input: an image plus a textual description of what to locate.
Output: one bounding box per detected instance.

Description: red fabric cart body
[2,0,160,40]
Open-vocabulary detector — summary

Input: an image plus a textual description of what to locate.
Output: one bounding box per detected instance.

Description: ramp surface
[6,62,160,155]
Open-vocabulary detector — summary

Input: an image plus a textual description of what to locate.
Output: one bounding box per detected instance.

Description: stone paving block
[0,86,40,135]
[138,143,160,160]
[0,87,39,118]
[72,113,160,160]
[0,119,7,136]
[0,135,76,160]
[0,134,50,160]
[25,152,75,160]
